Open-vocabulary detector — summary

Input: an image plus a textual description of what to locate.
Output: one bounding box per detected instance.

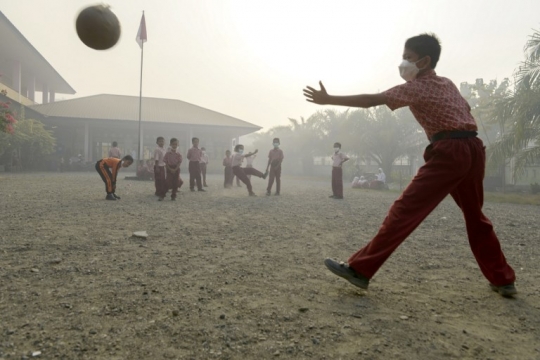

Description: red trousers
[267,165,282,193]
[166,169,183,199]
[331,167,343,197]
[232,166,264,193]
[154,165,167,198]
[348,138,515,286]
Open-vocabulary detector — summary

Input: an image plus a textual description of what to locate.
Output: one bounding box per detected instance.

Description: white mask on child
[334,148,340,153]
[238,150,244,154]
[398,58,424,81]
[273,143,279,148]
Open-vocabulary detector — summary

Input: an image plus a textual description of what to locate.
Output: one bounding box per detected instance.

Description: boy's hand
[304,81,329,104]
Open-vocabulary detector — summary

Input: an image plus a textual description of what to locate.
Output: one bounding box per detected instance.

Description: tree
[346,107,424,182]
[487,29,540,180]
[0,105,56,170]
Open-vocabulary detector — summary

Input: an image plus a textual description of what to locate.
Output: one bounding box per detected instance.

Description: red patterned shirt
[164,149,182,169]
[383,70,477,139]
[187,146,202,162]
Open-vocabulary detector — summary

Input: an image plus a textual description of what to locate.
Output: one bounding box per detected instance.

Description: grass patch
[484,192,540,205]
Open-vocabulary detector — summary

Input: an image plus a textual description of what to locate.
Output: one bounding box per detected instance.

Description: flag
[136,13,147,49]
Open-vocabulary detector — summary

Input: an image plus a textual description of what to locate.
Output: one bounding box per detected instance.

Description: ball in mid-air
[76,5,121,50]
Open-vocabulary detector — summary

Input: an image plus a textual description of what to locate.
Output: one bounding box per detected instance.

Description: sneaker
[324,258,370,290]
[171,197,176,201]
[489,283,517,297]
[204,184,208,187]
[113,193,121,200]
[198,189,206,192]
[329,195,335,198]
[249,192,257,197]
[190,188,195,192]
[158,197,164,201]
[262,171,269,180]
[266,191,271,196]
[105,194,116,201]
[274,192,280,196]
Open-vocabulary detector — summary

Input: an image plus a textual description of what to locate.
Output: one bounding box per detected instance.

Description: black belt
[430,131,477,144]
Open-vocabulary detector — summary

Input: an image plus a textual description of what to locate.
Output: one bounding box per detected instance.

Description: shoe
[198,189,206,192]
[190,189,195,192]
[171,197,176,201]
[105,194,116,201]
[237,185,242,187]
[489,283,517,297]
[204,184,208,187]
[266,191,271,196]
[274,192,280,196]
[158,197,164,201]
[334,196,344,199]
[262,171,269,180]
[329,195,335,198]
[324,258,369,290]
[249,192,257,197]
[113,193,121,200]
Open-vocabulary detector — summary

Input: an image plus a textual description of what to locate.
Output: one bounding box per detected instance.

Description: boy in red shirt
[304,33,516,297]
[265,138,284,196]
[95,155,133,200]
[163,138,183,201]
[154,136,167,200]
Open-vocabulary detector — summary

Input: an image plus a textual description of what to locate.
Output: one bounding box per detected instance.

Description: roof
[0,11,75,95]
[30,94,262,129]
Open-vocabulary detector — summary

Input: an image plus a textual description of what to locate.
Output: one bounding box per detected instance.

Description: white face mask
[334,147,340,153]
[238,150,244,154]
[273,143,279,148]
[398,58,424,81]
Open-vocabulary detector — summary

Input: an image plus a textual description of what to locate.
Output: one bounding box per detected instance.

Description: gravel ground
[0,172,539,360]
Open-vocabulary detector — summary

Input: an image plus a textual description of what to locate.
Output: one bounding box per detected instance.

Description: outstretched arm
[303,81,386,108]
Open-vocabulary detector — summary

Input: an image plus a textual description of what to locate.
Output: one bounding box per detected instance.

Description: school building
[30,94,261,169]
[0,10,261,172]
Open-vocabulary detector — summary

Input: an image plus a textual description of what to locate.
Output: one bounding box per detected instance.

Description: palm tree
[487,29,540,180]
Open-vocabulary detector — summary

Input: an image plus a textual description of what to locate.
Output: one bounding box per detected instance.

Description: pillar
[42,84,49,104]
[28,77,35,102]
[50,91,55,102]
[12,61,21,102]
[84,122,89,161]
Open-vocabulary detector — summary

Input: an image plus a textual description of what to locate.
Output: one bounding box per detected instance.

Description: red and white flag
[136,13,147,49]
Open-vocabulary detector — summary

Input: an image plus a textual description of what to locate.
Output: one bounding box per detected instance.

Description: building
[30,94,260,166]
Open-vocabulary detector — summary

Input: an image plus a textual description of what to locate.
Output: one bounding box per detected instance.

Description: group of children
[95,136,285,200]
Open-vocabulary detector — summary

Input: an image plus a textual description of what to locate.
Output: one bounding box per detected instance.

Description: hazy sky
[2,0,540,130]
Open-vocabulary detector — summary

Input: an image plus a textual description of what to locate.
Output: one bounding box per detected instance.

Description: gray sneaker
[489,283,517,297]
[324,258,369,289]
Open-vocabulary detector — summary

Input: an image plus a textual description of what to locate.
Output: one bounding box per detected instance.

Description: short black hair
[273,138,280,143]
[112,141,118,147]
[122,155,134,162]
[192,137,199,143]
[334,142,342,148]
[234,144,244,152]
[170,138,178,144]
[405,33,441,69]
[156,136,164,142]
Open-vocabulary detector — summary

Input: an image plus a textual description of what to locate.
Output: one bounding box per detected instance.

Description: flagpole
[137,11,145,165]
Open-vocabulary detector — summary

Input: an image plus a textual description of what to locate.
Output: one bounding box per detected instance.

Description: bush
[531,182,540,194]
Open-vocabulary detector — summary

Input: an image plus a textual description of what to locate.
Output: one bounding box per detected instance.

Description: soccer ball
[76,5,121,50]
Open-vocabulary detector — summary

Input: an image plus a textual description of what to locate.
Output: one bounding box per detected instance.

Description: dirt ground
[0,172,539,360]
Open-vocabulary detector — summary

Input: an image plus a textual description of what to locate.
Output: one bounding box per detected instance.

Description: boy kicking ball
[303,33,517,297]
